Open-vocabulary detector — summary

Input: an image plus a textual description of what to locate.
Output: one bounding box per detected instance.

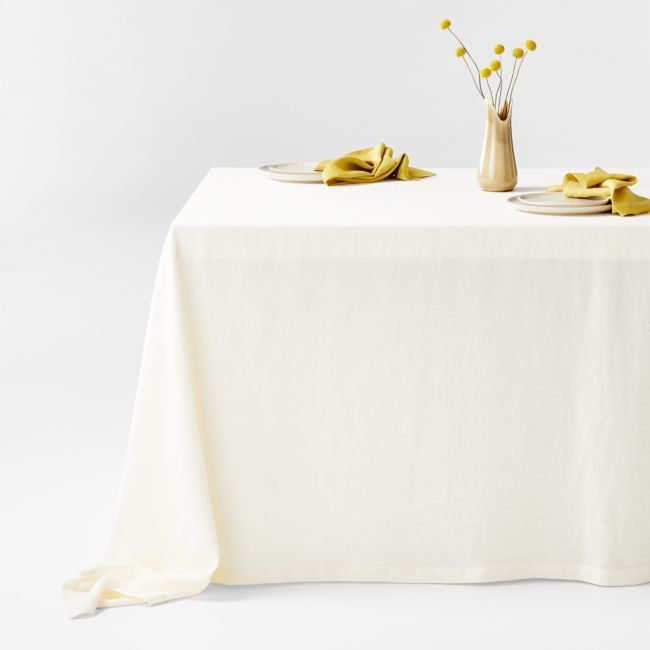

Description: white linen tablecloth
[64,169,650,617]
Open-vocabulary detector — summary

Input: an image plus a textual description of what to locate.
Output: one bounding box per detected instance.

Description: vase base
[478,182,517,192]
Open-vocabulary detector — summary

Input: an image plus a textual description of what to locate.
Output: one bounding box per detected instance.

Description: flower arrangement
[440,19,537,120]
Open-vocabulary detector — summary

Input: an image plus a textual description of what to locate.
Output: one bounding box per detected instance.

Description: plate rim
[516,191,610,207]
[259,162,321,176]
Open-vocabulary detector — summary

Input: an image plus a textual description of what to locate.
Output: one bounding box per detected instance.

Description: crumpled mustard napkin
[315,143,434,186]
[549,167,650,216]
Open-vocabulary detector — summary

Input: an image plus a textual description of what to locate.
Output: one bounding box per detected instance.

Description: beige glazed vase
[477,99,517,191]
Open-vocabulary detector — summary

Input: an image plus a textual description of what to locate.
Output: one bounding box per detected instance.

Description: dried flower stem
[503,57,519,111]
[507,51,527,105]
[496,55,503,110]
[448,28,484,98]
[461,57,483,97]
[486,77,495,106]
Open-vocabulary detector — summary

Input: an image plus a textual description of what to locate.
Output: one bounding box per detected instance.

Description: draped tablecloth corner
[62,564,217,618]
[63,232,221,616]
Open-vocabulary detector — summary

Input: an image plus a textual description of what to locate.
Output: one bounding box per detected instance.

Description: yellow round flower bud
[480,67,492,78]
[525,39,537,51]
[512,47,524,59]
[489,60,501,71]
[455,47,466,57]
[440,19,451,29]
[493,43,505,55]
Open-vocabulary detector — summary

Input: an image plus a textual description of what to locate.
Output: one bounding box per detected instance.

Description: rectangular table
[64,169,650,617]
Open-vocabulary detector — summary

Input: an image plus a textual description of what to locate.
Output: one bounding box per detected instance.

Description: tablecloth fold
[63,233,220,617]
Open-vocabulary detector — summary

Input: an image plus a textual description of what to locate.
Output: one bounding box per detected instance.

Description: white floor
[1,209,649,649]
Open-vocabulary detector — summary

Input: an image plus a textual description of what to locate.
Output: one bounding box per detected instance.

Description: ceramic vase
[477,99,517,192]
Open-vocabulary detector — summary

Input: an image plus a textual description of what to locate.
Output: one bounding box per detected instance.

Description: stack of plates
[508,192,611,215]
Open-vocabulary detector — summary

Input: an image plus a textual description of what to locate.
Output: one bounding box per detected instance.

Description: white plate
[508,195,612,215]
[259,162,322,183]
[517,192,610,207]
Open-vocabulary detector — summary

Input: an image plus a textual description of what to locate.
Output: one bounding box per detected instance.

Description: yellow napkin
[315,143,434,186]
[549,167,650,216]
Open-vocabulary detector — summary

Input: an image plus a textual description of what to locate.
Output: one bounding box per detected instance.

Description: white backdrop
[0,0,649,225]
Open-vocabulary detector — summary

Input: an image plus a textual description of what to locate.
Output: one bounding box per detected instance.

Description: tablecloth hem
[211,563,650,587]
